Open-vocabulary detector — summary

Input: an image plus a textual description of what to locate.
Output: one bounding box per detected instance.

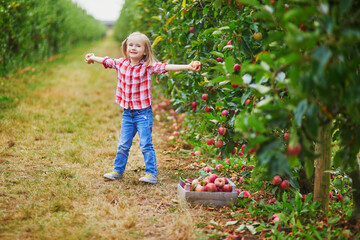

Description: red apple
[191,101,197,108]
[195,184,205,192]
[245,99,251,105]
[268,198,276,204]
[302,194,307,202]
[283,132,289,141]
[209,174,218,183]
[231,83,239,88]
[221,110,228,116]
[202,94,208,101]
[238,177,245,183]
[190,152,195,156]
[270,214,280,222]
[337,193,344,203]
[273,175,282,185]
[233,64,241,72]
[204,106,212,112]
[280,180,290,190]
[242,191,250,198]
[215,164,223,171]
[288,143,302,156]
[195,150,201,155]
[214,177,225,188]
[249,148,255,154]
[217,153,223,160]
[189,27,194,33]
[329,191,333,198]
[218,127,226,135]
[206,183,217,192]
[238,151,244,156]
[203,176,210,184]
[223,184,232,192]
[215,139,223,148]
[241,144,246,151]
[206,138,215,145]
[203,166,212,173]
[216,57,224,62]
[173,131,179,136]
[192,107,197,112]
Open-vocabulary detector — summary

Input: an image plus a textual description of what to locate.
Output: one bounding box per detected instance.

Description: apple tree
[232,0,360,220]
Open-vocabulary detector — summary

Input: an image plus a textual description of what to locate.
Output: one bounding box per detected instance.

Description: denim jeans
[113,106,157,176]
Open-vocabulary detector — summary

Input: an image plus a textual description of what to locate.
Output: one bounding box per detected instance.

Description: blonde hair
[122,32,158,66]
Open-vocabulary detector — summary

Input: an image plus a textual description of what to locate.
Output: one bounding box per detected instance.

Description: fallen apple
[238,177,245,183]
[215,164,223,171]
[242,191,250,198]
[203,166,212,173]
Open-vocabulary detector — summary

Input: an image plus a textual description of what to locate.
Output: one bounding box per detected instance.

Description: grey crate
[177,178,238,207]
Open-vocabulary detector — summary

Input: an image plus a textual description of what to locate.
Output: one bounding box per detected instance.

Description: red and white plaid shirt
[103,57,167,110]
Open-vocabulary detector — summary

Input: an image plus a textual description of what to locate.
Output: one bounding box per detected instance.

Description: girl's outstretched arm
[165,61,201,72]
[84,53,105,64]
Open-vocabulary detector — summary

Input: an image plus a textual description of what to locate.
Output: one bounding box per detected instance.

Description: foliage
[0,0,107,77]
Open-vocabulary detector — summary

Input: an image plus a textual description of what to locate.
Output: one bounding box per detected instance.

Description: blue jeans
[113,106,157,176]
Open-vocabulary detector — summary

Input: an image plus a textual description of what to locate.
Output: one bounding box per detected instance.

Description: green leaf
[312,45,332,72]
[295,100,308,127]
[225,220,239,226]
[225,56,235,73]
[340,0,352,16]
[238,0,260,7]
[249,84,271,94]
[210,51,224,58]
[246,225,257,235]
[328,217,341,224]
[236,224,246,232]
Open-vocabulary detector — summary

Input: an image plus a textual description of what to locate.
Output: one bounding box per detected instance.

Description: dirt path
[0,37,219,239]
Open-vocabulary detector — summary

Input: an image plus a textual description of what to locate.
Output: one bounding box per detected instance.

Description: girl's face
[127,35,146,64]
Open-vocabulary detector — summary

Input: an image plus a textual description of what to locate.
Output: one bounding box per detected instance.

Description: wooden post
[313,122,332,212]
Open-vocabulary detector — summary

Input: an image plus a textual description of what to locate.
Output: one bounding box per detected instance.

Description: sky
[72,0,125,22]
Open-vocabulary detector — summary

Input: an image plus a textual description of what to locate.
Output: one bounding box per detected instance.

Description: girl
[85,32,201,184]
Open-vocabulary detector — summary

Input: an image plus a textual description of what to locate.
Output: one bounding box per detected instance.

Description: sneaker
[139,174,157,184]
[103,171,122,180]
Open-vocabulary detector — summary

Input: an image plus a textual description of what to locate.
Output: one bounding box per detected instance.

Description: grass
[0,35,214,240]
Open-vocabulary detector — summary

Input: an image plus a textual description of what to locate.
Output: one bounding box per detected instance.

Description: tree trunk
[349,156,360,224]
[313,122,332,212]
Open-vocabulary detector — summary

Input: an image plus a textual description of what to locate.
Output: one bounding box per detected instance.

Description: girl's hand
[189,61,201,72]
[85,53,95,64]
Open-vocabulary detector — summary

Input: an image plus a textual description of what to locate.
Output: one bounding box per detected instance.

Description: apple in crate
[209,174,218,183]
[214,178,225,188]
[223,184,232,192]
[206,183,217,192]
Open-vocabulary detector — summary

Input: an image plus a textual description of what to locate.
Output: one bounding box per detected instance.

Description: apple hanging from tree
[204,106,212,112]
[253,32,263,41]
[280,180,290,190]
[273,175,282,185]
[206,138,215,145]
[215,139,224,148]
[202,94,208,101]
[288,143,302,156]
[233,64,241,72]
[218,127,226,135]
[283,132,289,141]
[221,110,228,116]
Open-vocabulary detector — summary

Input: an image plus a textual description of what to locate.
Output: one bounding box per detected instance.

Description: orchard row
[1,0,107,77]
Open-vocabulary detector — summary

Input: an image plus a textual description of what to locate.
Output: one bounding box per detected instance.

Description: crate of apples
[177,174,238,207]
